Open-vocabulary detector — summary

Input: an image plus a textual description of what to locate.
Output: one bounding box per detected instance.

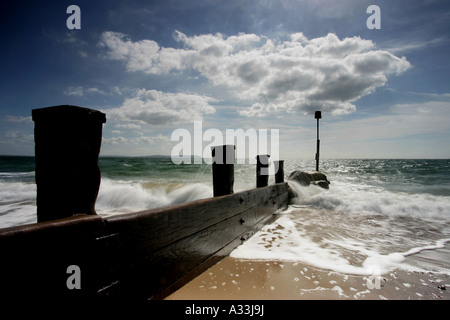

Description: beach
[167,248,450,300]
[2,157,450,300]
[168,201,450,300]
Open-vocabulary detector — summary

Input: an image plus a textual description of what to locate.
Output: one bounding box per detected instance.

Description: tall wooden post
[211,145,235,197]
[315,111,321,172]
[32,105,106,222]
[274,160,284,183]
[256,154,270,188]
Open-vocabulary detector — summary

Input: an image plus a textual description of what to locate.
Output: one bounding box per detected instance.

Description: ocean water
[232,159,450,277]
[1,156,450,277]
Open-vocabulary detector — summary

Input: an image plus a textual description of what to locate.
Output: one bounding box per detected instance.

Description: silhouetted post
[274,160,284,183]
[211,145,235,197]
[315,111,321,172]
[256,155,270,188]
[32,105,106,222]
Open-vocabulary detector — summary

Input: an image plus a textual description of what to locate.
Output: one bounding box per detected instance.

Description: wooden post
[211,145,235,197]
[256,154,270,188]
[274,160,284,183]
[32,105,106,222]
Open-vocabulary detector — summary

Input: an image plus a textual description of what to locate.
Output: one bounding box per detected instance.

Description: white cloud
[134,134,170,144]
[99,31,188,74]
[86,87,106,95]
[115,123,141,130]
[107,89,216,126]
[63,86,106,96]
[2,131,34,145]
[102,136,128,146]
[4,116,32,123]
[381,37,447,55]
[325,101,450,143]
[63,86,84,96]
[100,31,411,117]
[315,101,450,158]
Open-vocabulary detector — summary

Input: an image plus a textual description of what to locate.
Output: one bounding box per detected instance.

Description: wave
[287,180,450,219]
[231,207,450,276]
[0,177,213,227]
[96,178,213,216]
[231,181,450,276]
[0,181,36,203]
[0,181,36,228]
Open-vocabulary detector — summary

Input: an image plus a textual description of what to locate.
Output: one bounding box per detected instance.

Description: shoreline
[166,256,450,300]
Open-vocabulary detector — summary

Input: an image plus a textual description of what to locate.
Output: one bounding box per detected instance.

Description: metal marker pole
[315,111,321,172]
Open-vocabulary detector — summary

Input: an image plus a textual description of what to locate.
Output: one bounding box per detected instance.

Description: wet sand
[167,254,450,300]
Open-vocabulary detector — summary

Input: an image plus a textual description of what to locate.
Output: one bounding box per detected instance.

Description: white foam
[231,204,450,276]
[0,181,36,229]
[231,212,373,275]
[0,177,213,227]
[288,180,450,219]
[96,179,169,214]
[96,178,212,216]
[0,181,36,202]
[402,238,450,257]
[166,183,213,205]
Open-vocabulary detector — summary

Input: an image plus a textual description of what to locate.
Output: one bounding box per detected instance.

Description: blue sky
[1,0,449,159]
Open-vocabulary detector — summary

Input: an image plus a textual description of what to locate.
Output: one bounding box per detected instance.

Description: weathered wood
[211,145,235,196]
[1,106,291,301]
[0,183,289,300]
[106,183,289,299]
[0,215,111,298]
[151,208,278,300]
[105,183,288,253]
[256,154,270,188]
[32,105,106,222]
[274,160,284,183]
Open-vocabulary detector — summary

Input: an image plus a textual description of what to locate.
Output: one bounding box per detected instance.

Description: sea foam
[96,178,212,216]
[231,181,450,276]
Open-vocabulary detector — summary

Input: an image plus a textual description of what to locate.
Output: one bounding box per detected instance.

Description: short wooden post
[211,145,235,197]
[32,105,106,222]
[256,154,270,188]
[274,160,284,183]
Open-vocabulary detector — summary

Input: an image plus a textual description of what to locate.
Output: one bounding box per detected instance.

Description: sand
[166,255,450,300]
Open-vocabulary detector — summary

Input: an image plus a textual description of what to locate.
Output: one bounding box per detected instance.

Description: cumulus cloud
[99,31,187,74]
[107,89,216,126]
[100,31,411,117]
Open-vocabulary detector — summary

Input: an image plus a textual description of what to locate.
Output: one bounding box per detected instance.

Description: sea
[1,156,450,278]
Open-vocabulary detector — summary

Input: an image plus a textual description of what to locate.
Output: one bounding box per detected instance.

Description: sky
[1,0,449,159]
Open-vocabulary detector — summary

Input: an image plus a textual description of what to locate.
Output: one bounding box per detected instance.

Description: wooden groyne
[0,106,289,300]
[1,183,288,299]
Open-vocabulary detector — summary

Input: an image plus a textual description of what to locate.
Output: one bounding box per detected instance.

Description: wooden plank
[0,215,108,298]
[153,192,287,299]
[105,183,289,253]
[0,183,289,299]
[105,183,289,299]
